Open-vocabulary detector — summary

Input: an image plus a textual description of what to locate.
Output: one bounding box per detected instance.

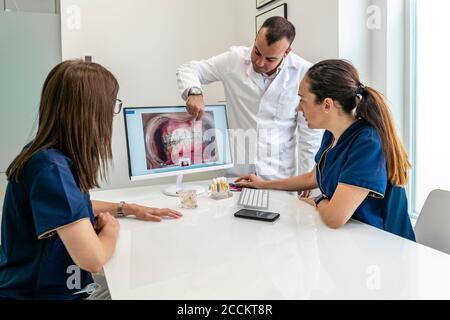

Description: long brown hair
[6,60,119,193]
[306,59,411,186]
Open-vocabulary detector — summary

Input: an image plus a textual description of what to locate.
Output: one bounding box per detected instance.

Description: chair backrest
[414,189,450,255]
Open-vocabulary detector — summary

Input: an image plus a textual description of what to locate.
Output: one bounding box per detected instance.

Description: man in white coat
[177,17,322,184]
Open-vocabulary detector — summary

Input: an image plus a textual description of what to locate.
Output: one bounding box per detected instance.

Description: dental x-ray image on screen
[142,111,218,170]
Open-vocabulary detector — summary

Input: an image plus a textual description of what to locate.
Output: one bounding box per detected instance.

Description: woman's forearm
[92,200,135,218]
[96,225,119,266]
[264,170,318,191]
[316,184,370,229]
[92,200,117,216]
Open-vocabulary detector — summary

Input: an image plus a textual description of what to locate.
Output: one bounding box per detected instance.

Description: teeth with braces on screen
[162,129,203,151]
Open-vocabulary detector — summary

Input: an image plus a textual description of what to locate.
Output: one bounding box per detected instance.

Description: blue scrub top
[315,120,415,241]
[0,149,95,300]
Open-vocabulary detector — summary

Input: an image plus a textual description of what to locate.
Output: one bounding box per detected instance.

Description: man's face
[251,28,292,75]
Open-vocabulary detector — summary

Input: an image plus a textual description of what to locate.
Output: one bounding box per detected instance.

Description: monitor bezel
[123,104,233,181]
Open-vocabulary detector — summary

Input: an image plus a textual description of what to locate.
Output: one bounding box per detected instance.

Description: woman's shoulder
[25,149,73,177]
[352,120,382,145]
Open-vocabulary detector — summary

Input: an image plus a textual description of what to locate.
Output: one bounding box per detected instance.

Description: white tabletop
[91,181,450,300]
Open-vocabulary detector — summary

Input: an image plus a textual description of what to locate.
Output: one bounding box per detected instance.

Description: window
[2,0,59,14]
[413,0,450,213]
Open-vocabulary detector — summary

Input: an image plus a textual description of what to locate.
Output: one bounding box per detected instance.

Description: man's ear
[284,47,292,57]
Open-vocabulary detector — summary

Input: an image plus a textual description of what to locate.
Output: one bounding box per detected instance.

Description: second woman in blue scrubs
[0,60,182,300]
[237,59,415,241]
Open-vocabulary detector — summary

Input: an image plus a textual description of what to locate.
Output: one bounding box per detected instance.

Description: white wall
[371,0,387,94]
[61,0,240,190]
[235,0,339,63]
[339,0,372,85]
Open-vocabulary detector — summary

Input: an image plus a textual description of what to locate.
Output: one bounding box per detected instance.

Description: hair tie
[355,83,367,96]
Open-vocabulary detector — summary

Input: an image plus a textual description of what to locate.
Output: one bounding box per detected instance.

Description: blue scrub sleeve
[338,131,387,197]
[30,164,92,239]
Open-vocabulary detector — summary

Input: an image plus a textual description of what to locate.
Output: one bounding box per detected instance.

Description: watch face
[117,201,125,215]
[189,87,202,95]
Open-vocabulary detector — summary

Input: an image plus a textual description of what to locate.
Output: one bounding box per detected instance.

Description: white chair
[414,189,450,255]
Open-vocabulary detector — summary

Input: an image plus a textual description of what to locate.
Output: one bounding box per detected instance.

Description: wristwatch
[188,86,203,96]
[116,201,126,217]
[314,194,327,207]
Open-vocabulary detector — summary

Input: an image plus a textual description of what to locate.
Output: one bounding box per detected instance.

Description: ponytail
[356,87,411,186]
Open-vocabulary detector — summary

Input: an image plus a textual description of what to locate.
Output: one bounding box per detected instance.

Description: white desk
[91,181,450,300]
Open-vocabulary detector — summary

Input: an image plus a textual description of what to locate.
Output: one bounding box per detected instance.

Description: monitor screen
[124,105,233,180]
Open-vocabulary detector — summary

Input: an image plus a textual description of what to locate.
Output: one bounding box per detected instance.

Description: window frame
[405,0,418,218]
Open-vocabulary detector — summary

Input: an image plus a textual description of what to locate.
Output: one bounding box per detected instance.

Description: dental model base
[208,177,233,200]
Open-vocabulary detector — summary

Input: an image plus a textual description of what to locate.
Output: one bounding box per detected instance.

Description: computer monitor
[123,105,234,196]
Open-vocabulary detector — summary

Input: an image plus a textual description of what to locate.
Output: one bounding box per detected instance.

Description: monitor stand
[163,174,206,197]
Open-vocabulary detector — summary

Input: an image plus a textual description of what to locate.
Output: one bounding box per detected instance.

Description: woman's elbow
[74,254,107,274]
[324,219,346,229]
[85,263,104,274]
[320,211,349,229]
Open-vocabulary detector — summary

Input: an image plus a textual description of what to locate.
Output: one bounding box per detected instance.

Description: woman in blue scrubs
[0,60,182,300]
[237,59,415,241]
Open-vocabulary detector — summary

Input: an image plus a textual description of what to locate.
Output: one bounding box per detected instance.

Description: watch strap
[314,194,327,207]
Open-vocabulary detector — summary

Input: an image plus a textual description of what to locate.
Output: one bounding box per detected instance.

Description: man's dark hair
[260,16,296,46]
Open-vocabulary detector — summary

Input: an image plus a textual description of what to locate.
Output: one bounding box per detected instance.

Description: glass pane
[5,0,56,14]
[0,11,61,171]
[415,0,450,212]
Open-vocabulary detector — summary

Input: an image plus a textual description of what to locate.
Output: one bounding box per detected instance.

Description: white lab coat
[177,46,323,180]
